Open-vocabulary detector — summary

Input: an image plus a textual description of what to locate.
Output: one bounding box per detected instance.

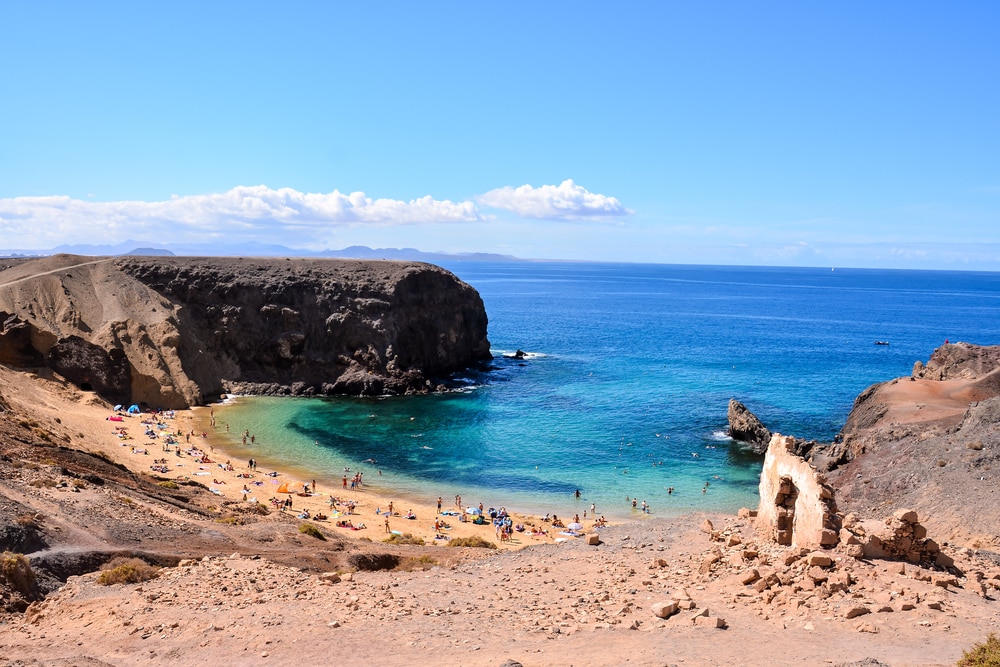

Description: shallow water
[216,262,1000,520]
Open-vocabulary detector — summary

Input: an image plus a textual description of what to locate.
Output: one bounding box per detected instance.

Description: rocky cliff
[0,255,491,408]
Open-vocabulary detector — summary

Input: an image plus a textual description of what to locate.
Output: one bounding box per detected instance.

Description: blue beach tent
[127,404,141,414]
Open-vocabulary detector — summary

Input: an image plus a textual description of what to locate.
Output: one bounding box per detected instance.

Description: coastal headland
[1,256,1000,665]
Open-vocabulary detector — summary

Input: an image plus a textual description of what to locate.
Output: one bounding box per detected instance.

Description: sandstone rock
[650,601,678,619]
[740,569,761,585]
[700,519,714,534]
[585,533,601,546]
[318,572,341,584]
[806,552,833,567]
[893,508,919,523]
[843,605,870,619]
[806,567,829,584]
[695,615,727,628]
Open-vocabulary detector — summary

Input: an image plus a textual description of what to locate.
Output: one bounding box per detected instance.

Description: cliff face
[0,255,491,408]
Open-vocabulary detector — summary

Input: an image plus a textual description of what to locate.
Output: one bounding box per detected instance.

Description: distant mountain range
[0,240,519,263]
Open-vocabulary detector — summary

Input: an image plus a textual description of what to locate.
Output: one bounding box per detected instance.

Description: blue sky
[1,2,998,269]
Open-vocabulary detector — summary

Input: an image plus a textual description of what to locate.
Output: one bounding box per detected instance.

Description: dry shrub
[383,533,424,546]
[246,501,270,516]
[215,516,243,526]
[28,478,57,488]
[71,478,87,489]
[31,427,52,443]
[958,633,1000,666]
[0,552,37,596]
[15,514,39,528]
[298,523,327,540]
[156,480,179,489]
[97,557,160,586]
[448,536,498,549]
[399,554,438,571]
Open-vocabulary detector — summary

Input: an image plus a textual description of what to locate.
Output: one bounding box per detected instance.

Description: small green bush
[447,536,497,549]
[299,523,327,540]
[97,557,160,586]
[959,634,1000,666]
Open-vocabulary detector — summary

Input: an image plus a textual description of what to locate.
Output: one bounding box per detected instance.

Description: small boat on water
[875,340,889,346]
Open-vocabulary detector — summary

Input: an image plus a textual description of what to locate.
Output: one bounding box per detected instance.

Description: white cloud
[0,182,632,249]
[478,179,631,220]
[0,186,482,248]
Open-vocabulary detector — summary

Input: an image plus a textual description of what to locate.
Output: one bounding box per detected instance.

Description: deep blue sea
[216,262,1000,521]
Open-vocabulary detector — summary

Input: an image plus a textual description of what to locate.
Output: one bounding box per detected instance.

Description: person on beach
[384,516,390,533]
[437,497,442,513]
[342,476,348,489]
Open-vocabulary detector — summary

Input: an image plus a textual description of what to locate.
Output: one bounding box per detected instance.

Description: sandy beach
[106,400,597,553]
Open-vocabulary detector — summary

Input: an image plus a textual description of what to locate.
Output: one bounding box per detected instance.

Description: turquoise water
[216,263,1000,520]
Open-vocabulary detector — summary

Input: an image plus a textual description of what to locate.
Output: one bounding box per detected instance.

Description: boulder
[727,399,772,453]
[651,600,679,618]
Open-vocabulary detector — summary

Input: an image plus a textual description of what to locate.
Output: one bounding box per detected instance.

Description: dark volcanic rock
[0,255,492,407]
[727,399,772,453]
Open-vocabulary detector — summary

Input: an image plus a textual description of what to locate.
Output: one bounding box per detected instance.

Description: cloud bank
[478,179,632,219]
[0,182,627,248]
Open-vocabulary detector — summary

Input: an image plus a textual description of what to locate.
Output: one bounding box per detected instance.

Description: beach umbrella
[468,507,483,515]
[114,404,123,412]
[276,481,305,494]
[567,522,584,531]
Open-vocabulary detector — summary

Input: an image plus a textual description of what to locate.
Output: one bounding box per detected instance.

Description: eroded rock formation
[0,255,492,408]
[756,434,839,549]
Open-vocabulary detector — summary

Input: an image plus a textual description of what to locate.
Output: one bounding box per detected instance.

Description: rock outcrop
[825,343,1000,546]
[0,255,492,407]
[727,399,772,453]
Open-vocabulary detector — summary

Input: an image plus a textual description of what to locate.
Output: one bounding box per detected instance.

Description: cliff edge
[0,255,491,407]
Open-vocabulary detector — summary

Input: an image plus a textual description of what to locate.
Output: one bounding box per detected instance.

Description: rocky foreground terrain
[0,255,491,407]
[0,346,999,665]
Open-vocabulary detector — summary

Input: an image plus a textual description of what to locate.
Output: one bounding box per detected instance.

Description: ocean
[215,262,1000,521]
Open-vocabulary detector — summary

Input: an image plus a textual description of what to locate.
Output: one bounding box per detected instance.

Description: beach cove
[195,262,1000,525]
